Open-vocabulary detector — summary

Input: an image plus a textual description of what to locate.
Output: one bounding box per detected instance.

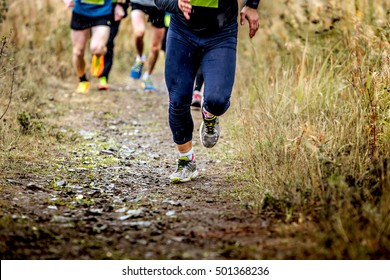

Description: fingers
[179,0,192,19]
[240,12,245,25]
[248,19,259,38]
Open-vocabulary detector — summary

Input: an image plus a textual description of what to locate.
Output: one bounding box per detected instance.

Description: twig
[0,64,15,121]
[0,36,7,60]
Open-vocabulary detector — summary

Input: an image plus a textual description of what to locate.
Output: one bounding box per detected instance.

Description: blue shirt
[73,0,112,17]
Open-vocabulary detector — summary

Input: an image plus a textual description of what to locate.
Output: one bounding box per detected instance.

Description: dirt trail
[0,72,279,260]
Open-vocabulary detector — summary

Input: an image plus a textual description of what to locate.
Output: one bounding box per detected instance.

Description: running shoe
[142,78,156,92]
[191,90,202,108]
[169,156,198,183]
[76,81,90,94]
[199,115,220,148]
[98,76,109,90]
[130,60,144,79]
[91,55,104,77]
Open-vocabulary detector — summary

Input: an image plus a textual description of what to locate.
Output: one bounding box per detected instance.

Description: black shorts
[131,3,165,29]
[70,11,112,31]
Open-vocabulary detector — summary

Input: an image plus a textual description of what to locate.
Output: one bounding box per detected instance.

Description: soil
[0,72,306,260]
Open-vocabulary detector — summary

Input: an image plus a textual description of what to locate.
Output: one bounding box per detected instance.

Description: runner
[154,0,260,183]
[129,0,165,92]
[64,0,125,94]
[98,0,130,90]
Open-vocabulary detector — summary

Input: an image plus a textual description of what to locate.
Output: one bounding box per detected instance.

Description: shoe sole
[170,170,199,184]
[130,69,142,80]
[130,74,141,80]
[199,121,218,148]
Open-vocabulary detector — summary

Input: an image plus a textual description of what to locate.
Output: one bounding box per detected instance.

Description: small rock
[126,209,144,218]
[122,221,152,228]
[118,215,132,221]
[93,223,107,233]
[56,180,67,187]
[51,216,74,223]
[88,208,103,215]
[166,210,176,217]
[171,236,185,243]
[115,207,128,213]
[100,150,116,156]
[48,205,58,210]
[27,182,43,191]
[163,199,182,206]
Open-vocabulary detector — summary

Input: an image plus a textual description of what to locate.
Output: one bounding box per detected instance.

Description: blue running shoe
[142,78,156,92]
[130,61,144,79]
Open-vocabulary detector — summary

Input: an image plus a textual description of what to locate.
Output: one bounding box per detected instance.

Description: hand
[240,6,260,39]
[178,0,192,20]
[64,0,74,8]
[114,4,125,21]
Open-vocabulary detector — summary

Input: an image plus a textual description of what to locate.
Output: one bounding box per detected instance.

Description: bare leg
[90,25,110,56]
[177,141,192,154]
[71,29,90,77]
[145,26,165,75]
[131,10,146,57]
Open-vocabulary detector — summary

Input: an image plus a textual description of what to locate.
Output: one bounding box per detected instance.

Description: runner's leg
[131,9,146,57]
[71,29,90,77]
[90,25,110,56]
[145,25,165,75]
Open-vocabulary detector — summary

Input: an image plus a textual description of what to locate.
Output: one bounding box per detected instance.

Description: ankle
[179,148,194,161]
[79,74,88,82]
[202,107,214,119]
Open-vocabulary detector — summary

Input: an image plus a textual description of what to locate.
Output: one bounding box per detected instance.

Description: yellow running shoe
[76,81,90,94]
[98,76,109,90]
[91,55,104,77]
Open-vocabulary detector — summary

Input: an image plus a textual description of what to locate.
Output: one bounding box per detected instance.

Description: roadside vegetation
[230,0,390,258]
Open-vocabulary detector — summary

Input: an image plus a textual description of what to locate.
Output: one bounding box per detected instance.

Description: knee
[204,94,230,116]
[90,44,106,56]
[134,29,145,39]
[151,43,161,54]
[73,46,85,59]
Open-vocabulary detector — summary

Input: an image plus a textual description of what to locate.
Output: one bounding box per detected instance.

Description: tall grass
[230,0,390,258]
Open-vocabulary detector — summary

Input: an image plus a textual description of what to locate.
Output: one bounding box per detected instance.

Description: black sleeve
[245,0,260,9]
[154,0,180,13]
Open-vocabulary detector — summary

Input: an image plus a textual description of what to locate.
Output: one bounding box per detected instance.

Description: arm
[63,0,74,8]
[240,0,260,38]
[154,0,181,14]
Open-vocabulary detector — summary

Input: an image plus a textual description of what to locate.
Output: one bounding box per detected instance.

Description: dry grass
[228,0,390,258]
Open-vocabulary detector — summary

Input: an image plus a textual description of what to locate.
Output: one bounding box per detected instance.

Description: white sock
[142,72,150,80]
[179,148,194,161]
[136,55,145,62]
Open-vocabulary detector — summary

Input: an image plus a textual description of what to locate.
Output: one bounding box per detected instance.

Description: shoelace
[204,117,216,134]
[145,80,153,86]
[177,158,191,171]
[133,62,143,72]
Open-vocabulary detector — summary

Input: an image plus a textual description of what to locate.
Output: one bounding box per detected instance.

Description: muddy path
[0,73,297,260]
